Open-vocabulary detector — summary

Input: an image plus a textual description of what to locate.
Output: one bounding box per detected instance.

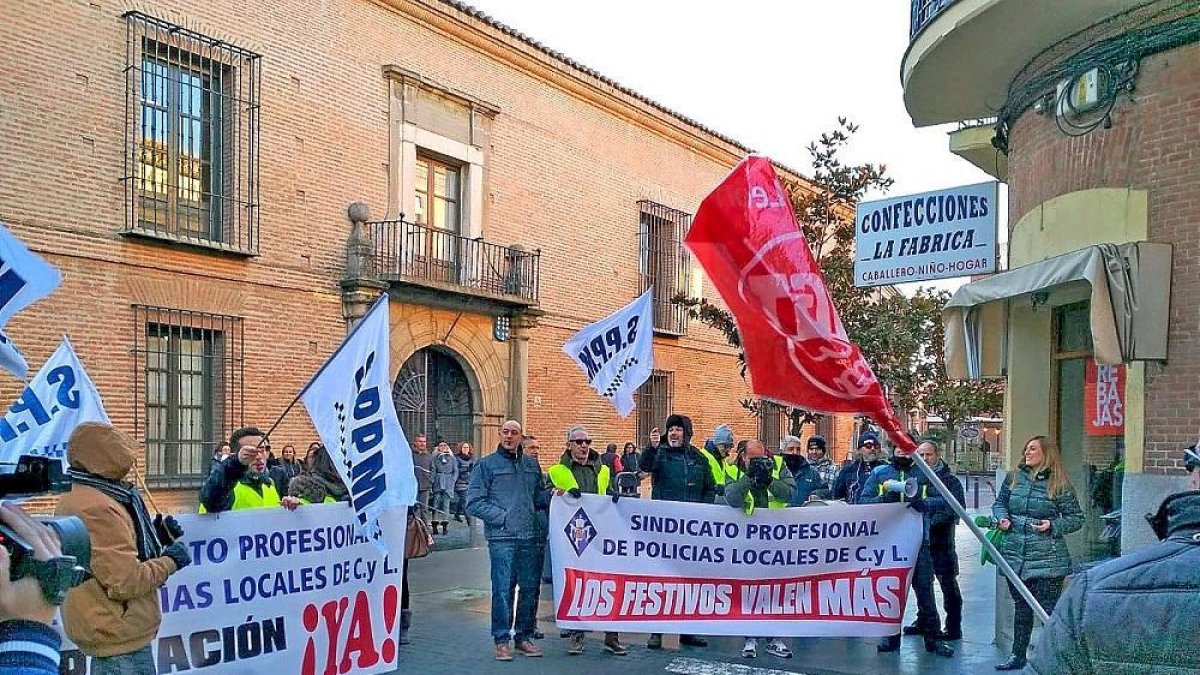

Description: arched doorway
[393,347,476,450]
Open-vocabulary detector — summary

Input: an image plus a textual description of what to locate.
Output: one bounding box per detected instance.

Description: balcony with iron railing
[359,219,540,306]
[902,0,1145,126]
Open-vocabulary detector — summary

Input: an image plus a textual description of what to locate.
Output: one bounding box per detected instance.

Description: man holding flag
[199,426,301,513]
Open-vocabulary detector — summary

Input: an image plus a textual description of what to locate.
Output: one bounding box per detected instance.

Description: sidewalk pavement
[397,511,1014,675]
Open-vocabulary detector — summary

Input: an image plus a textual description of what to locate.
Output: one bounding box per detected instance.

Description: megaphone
[883,478,920,499]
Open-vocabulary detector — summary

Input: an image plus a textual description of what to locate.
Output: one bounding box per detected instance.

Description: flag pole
[911,451,1051,623]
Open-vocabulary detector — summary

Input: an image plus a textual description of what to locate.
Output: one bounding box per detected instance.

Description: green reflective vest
[199,480,282,513]
[727,455,788,512]
[298,495,338,506]
[547,463,611,496]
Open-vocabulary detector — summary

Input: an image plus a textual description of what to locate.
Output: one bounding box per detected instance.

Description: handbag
[405,516,433,560]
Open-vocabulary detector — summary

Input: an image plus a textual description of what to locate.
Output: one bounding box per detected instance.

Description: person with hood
[832,431,885,503]
[199,427,301,513]
[453,442,475,523]
[780,435,829,504]
[55,423,192,674]
[806,434,838,488]
[269,444,303,497]
[287,443,350,505]
[548,425,627,657]
[638,414,716,650]
[990,435,1084,671]
[724,439,796,660]
[430,441,458,536]
[904,441,965,642]
[859,443,955,658]
[467,420,550,661]
[1026,443,1200,674]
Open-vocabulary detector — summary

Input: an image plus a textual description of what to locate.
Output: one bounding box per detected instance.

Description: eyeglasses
[572,439,593,445]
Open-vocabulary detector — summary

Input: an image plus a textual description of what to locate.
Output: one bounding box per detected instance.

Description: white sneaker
[765,638,792,658]
[742,638,757,658]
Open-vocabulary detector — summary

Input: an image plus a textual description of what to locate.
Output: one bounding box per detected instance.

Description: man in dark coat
[832,430,885,503]
[1026,445,1200,674]
[906,441,965,641]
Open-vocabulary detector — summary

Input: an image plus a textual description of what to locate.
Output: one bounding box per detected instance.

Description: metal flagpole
[911,452,1051,624]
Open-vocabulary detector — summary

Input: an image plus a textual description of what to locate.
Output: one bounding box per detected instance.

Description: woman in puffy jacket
[991,435,1084,671]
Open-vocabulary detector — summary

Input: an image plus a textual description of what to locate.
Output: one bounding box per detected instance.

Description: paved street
[400,503,1014,675]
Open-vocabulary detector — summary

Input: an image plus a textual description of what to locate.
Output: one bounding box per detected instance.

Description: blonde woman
[991,436,1084,670]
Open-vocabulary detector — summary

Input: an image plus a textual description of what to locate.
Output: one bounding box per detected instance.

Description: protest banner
[0,336,108,465]
[58,503,405,675]
[550,494,922,638]
[562,289,654,417]
[0,221,63,378]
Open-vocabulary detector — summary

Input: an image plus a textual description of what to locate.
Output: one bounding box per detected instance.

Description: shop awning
[944,242,1172,379]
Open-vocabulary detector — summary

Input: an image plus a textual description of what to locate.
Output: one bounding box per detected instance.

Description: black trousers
[1007,576,1063,658]
[911,544,942,632]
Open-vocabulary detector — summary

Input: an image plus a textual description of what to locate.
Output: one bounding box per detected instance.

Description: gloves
[908,498,928,512]
[154,514,184,545]
[162,541,192,571]
[567,488,582,499]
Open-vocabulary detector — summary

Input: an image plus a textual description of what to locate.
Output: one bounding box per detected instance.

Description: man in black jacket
[905,441,965,642]
[1026,445,1200,674]
[638,414,716,650]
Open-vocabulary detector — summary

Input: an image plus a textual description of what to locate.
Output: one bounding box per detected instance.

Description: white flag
[300,295,415,553]
[562,289,655,417]
[0,222,62,379]
[0,337,110,466]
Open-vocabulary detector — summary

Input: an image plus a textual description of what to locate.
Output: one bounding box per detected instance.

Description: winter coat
[599,449,621,475]
[0,620,60,674]
[547,450,611,496]
[782,456,829,505]
[620,450,639,474]
[991,465,1084,580]
[269,459,302,497]
[1027,491,1200,674]
[915,459,965,574]
[466,444,550,541]
[55,424,179,657]
[639,441,718,504]
[833,459,883,503]
[431,450,459,493]
[724,461,796,513]
[411,450,433,493]
[454,453,475,491]
[198,457,281,513]
[812,457,839,489]
[858,461,929,507]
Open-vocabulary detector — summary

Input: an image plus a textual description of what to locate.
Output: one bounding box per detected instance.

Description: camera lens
[39,516,91,571]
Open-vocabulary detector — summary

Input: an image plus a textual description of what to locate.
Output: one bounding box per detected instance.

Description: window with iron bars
[123,12,261,254]
[636,370,675,447]
[758,400,786,451]
[132,306,244,487]
[638,201,691,335]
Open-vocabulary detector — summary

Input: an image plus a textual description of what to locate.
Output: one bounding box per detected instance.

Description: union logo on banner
[1085,359,1125,436]
[565,508,597,556]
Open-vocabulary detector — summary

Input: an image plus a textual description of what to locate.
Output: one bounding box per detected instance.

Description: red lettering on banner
[1085,359,1125,436]
[556,567,908,623]
[299,585,400,675]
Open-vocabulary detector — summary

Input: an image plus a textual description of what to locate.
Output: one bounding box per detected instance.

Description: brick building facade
[1,0,859,511]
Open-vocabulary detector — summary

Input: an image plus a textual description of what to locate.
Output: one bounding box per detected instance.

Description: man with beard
[780,435,829,504]
[199,427,301,513]
[638,414,716,651]
[833,431,886,504]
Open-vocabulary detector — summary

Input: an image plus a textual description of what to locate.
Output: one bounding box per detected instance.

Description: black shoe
[941,627,962,641]
[995,655,1026,671]
[902,622,925,636]
[679,635,708,648]
[532,630,545,640]
[924,637,954,658]
[559,630,572,639]
[877,636,901,653]
[454,514,463,522]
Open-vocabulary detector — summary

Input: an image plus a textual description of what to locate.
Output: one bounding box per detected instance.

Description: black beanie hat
[807,435,827,451]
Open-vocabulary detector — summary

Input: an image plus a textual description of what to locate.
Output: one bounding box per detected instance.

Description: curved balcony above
[903,0,1144,127]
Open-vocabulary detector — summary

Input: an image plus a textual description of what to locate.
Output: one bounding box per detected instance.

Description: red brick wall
[1,0,797,510]
[1006,42,1200,474]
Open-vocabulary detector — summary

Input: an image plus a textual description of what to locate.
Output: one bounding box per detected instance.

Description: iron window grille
[123,11,261,254]
[132,305,244,487]
[759,399,786,451]
[638,201,692,336]
[636,370,675,446]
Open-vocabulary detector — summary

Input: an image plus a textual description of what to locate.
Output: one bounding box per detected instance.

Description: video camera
[0,456,90,604]
[747,456,775,486]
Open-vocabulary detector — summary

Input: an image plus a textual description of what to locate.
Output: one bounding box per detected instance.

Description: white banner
[0,336,109,465]
[854,181,999,287]
[300,295,415,553]
[58,504,405,675]
[0,221,63,378]
[562,289,654,417]
[550,495,923,637]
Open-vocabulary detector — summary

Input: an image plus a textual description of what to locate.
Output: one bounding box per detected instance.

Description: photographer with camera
[0,502,74,675]
[723,439,796,659]
[55,422,191,674]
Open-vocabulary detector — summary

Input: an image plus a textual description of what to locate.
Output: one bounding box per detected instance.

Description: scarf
[67,468,163,562]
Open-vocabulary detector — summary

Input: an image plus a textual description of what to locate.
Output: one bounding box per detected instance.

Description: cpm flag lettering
[562,289,654,417]
[300,294,415,553]
[0,336,109,465]
[0,221,63,379]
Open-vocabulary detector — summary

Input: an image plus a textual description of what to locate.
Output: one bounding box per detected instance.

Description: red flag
[686,156,914,451]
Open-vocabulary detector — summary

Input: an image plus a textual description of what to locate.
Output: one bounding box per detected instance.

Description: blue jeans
[431,490,452,520]
[91,646,155,675]
[488,538,543,644]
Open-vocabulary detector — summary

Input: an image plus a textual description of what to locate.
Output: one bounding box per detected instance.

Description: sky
[464,0,1005,292]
